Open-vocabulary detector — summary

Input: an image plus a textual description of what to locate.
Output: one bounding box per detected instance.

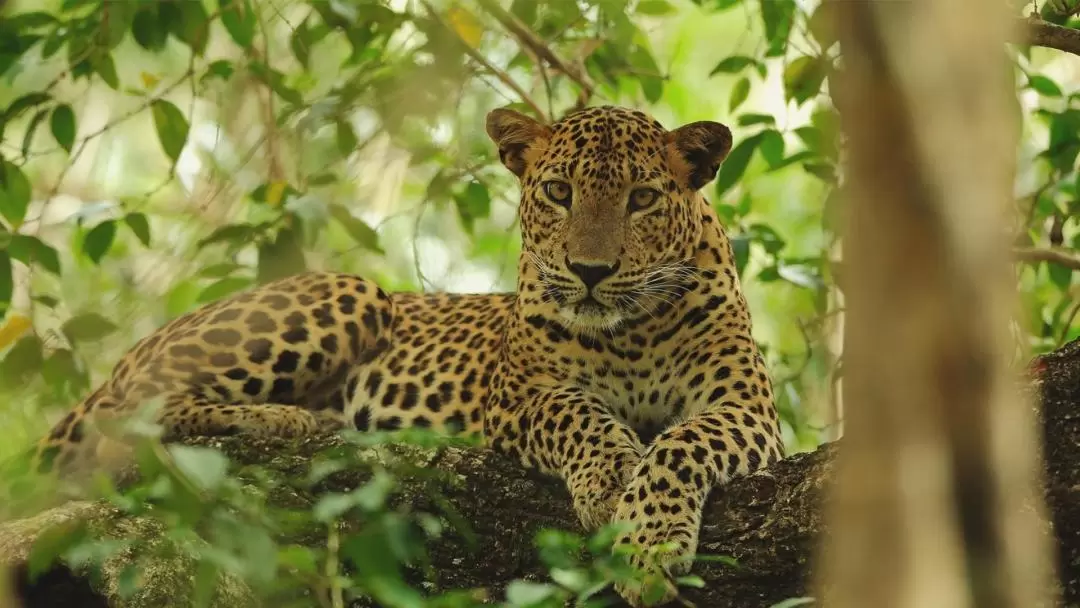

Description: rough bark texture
[3,339,1079,608]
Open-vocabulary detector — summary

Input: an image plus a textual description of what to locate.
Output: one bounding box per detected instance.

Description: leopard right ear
[485,108,550,178]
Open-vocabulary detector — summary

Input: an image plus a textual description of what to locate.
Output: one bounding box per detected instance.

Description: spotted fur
[31,105,784,606]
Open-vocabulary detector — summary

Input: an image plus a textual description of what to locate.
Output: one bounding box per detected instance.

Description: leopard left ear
[666,121,733,191]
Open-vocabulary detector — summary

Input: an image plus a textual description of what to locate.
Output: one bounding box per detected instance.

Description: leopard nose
[566,259,619,289]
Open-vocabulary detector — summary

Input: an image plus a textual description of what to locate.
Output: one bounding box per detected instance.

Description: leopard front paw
[610,483,702,606]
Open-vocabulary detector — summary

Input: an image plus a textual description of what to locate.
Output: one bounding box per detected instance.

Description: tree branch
[421,1,547,121]
[474,0,595,111]
[1014,246,1080,270]
[1023,16,1080,57]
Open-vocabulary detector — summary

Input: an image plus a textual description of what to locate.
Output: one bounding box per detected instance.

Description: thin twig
[420,0,547,121]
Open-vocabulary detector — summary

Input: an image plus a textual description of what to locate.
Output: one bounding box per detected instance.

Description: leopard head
[486,105,732,330]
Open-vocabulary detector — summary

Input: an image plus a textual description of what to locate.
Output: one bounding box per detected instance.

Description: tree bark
[1,339,1078,608]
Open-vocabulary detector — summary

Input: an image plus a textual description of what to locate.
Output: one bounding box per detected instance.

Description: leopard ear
[486,108,551,178]
[666,121,733,191]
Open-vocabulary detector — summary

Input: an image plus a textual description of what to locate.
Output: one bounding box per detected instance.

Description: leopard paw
[610,481,701,606]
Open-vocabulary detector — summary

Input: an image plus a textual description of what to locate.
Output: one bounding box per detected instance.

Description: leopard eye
[628,187,661,213]
[542,180,573,208]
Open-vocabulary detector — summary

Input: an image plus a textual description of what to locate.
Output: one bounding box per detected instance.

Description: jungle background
[0,0,1078,607]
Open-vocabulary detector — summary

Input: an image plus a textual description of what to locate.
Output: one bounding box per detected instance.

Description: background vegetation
[0,0,1078,606]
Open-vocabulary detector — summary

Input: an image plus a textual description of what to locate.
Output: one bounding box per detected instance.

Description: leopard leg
[612,405,785,606]
[485,384,645,529]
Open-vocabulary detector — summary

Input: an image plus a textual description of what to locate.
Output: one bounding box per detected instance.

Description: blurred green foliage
[0,0,1078,604]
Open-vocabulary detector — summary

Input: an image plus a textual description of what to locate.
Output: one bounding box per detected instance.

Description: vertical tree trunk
[819,2,1058,607]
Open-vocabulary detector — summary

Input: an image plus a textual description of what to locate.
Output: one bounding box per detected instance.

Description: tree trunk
[819,2,1057,607]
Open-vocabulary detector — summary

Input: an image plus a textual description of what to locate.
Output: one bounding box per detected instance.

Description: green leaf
[197,223,256,249]
[0,253,11,314]
[0,160,31,228]
[8,235,61,275]
[171,0,211,55]
[168,445,230,492]
[249,63,303,105]
[151,100,190,163]
[0,335,44,386]
[768,598,816,608]
[124,212,151,246]
[94,53,120,89]
[219,0,256,47]
[329,204,383,253]
[710,55,756,76]
[49,104,76,154]
[714,133,762,197]
[729,77,750,112]
[289,16,312,68]
[759,129,785,168]
[1049,260,1073,290]
[257,225,306,284]
[737,113,775,127]
[336,119,358,156]
[27,521,89,581]
[82,220,116,264]
[807,2,837,49]
[784,56,827,104]
[203,60,235,82]
[3,92,51,123]
[505,580,559,606]
[454,182,491,233]
[760,0,795,56]
[61,312,119,343]
[636,0,675,15]
[197,277,254,303]
[1029,75,1063,97]
[132,6,168,51]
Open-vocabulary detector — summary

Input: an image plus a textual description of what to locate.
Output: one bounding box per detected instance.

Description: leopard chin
[557,297,627,332]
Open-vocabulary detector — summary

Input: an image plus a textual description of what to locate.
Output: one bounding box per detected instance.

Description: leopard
[26,105,785,606]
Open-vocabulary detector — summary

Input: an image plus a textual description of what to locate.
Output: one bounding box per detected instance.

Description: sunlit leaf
[783,56,828,104]
[49,104,76,153]
[448,4,483,48]
[151,100,190,163]
[169,445,230,492]
[0,312,30,349]
[82,220,117,264]
[636,0,675,15]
